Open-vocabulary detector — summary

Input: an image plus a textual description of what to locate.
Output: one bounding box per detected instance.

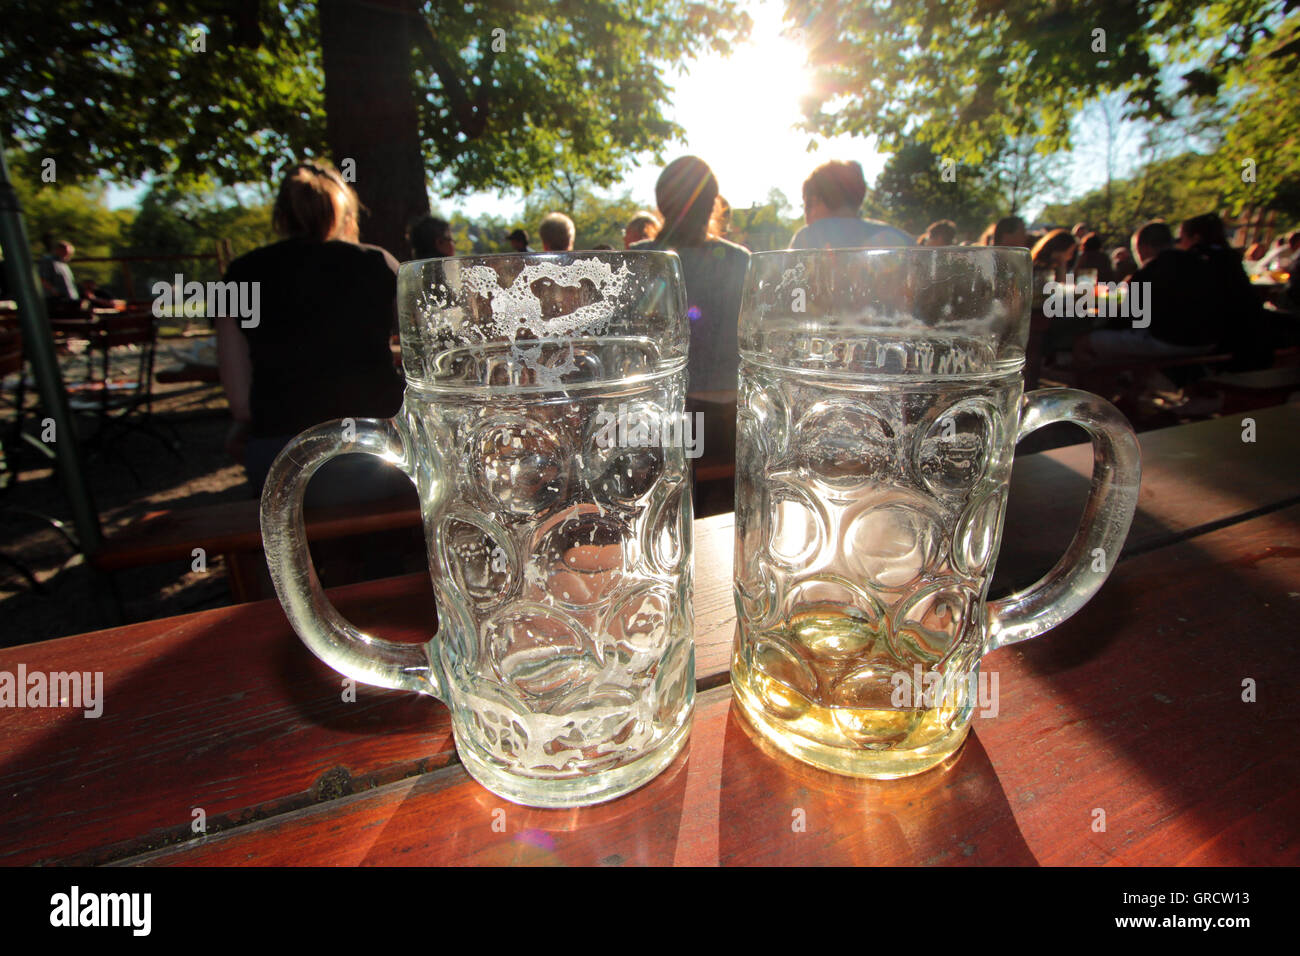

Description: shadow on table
[993,503,1300,864]
[320,697,1038,866]
[715,700,1039,865]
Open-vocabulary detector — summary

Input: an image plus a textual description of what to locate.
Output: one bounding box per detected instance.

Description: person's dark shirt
[1188,241,1271,368]
[224,237,403,438]
[1119,248,1225,348]
[1074,249,1113,283]
[630,235,750,393]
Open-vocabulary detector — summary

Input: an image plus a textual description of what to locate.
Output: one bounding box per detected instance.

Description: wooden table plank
[128,504,1300,866]
[979,501,1300,866]
[0,574,448,866]
[993,402,1300,592]
[0,516,736,866]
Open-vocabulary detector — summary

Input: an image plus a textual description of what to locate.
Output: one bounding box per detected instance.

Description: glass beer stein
[731,248,1141,778]
[261,252,696,807]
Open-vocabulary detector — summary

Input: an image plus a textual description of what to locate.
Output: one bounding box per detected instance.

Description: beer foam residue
[463,259,630,338]
[439,259,632,386]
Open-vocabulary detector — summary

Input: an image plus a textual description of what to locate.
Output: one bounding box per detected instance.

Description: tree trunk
[319,0,429,260]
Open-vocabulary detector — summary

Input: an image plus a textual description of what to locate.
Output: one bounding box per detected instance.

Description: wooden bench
[92,493,424,605]
[1201,365,1300,413]
[1047,351,1235,385]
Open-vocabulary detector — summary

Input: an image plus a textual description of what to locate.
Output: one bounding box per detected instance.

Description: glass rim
[748,245,1032,260]
[399,248,683,270]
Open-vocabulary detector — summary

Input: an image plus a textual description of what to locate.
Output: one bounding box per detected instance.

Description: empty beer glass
[731,248,1140,778]
[261,252,695,807]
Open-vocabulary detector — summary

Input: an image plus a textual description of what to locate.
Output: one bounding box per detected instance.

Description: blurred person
[623,211,661,248]
[977,223,997,246]
[1111,245,1138,282]
[1077,220,1225,363]
[631,155,749,395]
[407,215,454,260]
[992,216,1029,247]
[1257,232,1298,272]
[507,228,533,253]
[1074,232,1114,281]
[920,219,957,247]
[38,239,78,303]
[538,212,575,252]
[1177,212,1270,368]
[631,156,750,512]
[1030,229,1078,282]
[38,239,96,316]
[216,160,406,506]
[789,160,912,248]
[38,239,116,314]
[1071,222,1090,241]
[1177,212,1230,252]
[1244,242,1267,263]
[709,195,733,240]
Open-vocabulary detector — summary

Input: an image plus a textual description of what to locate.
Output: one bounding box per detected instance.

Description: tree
[520,176,652,249]
[124,180,276,287]
[1038,151,1229,242]
[983,133,1057,219]
[3,152,132,291]
[786,0,1295,163]
[729,189,802,251]
[2,0,751,258]
[1209,15,1300,218]
[867,141,1004,238]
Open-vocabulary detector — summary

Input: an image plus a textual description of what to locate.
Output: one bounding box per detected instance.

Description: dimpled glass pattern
[730,248,1141,778]
[262,252,695,808]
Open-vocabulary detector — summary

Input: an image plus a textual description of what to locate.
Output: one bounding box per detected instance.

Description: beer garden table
[1,403,1297,866]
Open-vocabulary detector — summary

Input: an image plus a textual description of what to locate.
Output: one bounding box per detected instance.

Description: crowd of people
[140,154,1293,505]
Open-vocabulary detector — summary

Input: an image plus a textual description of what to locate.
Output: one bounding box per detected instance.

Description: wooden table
[2,404,1297,866]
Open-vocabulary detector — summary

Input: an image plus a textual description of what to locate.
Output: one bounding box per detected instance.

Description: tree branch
[410,8,488,138]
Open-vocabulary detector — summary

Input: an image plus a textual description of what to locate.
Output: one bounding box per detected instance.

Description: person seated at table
[919,220,957,246]
[216,160,408,507]
[1176,213,1270,361]
[37,239,112,317]
[1176,212,1229,254]
[992,216,1030,248]
[1073,232,1114,281]
[977,223,996,245]
[789,160,912,249]
[1076,220,1226,363]
[38,239,79,313]
[623,211,661,248]
[539,212,576,251]
[1031,229,1077,283]
[1112,245,1138,282]
[407,215,454,260]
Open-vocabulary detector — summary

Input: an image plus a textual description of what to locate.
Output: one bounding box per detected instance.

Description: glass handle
[984,388,1141,654]
[259,415,438,697]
